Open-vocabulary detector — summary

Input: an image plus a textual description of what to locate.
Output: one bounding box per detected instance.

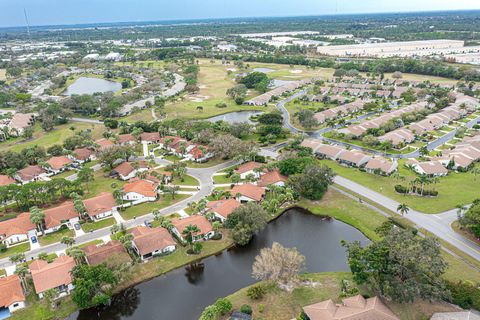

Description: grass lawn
[0,242,30,259]
[51,170,76,180]
[84,171,126,198]
[10,294,77,320]
[0,69,6,81]
[121,108,155,123]
[78,239,104,248]
[0,122,105,153]
[321,159,480,213]
[81,217,115,232]
[163,154,183,162]
[119,194,190,220]
[39,228,74,246]
[221,272,456,320]
[213,174,232,184]
[172,175,199,186]
[297,189,388,241]
[185,157,229,168]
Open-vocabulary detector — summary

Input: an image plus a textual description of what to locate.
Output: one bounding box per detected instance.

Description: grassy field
[39,228,74,246]
[0,242,30,259]
[172,175,199,186]
[0,69,6,81]
[321,159,480,213]
[184,157,229,168]
[382,72,459,85]
[119,194,190,220]
[0,122,105,152]
[221,272,456,320]
[82,217,115,232]
[213,174,232,184]
[84,171,126,198]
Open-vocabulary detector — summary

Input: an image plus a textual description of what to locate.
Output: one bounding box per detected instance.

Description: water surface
[206,111,263,124]
[65,77,122,96]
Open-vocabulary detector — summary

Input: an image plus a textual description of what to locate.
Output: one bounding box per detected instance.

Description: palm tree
[29,206,45,235]
[119,233,134,257]
[61,236,75,247]
[15,265,29,292]
[471,167,480,181]
[397,203,410,216]
[9,253,25,265]
[37,252,49,261]
[182,224,200,249]
[164,185,180,200]
[113,189,125,206]
[66,247,86,264]
[77,167,94,192]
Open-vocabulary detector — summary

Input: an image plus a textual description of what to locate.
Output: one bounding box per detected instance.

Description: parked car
[144,220,152,228]
[74,223,81,230]
[30,236,37,244]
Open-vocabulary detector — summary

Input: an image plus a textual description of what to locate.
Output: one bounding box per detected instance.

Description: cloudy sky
[1,0,479,27]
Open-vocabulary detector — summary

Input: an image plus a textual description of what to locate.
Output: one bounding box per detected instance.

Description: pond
[68,208,369,320]
[206,111,263,124]
[64,77,122,96]
[253,67,275,73]
[270,79,295,88]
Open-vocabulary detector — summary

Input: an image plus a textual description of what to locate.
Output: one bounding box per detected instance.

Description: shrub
[394,185,408,194]
[214,298,232,315]
[215,102,227,108]
[258,304,265,313]
[247,284,267,300]
[240,304,252,315]
[200,305,219,320]
[0,243,6,253]
[447,281,480,310]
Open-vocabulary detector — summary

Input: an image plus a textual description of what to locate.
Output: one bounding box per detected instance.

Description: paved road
[69,117,104,124]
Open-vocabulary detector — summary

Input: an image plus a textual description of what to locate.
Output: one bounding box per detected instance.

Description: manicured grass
[163,154,183,162]
[185,157,228,168]
[51,170,75,180]
[297,189,388,241]
[84,171,126,198]
[213,174,232,184]
[119,194,190,220]
[10,294,77,320]
[81,217,115,232]
[78,239,104,248]
[0,242,30,259]
[38,228,74,246]
[0,122,106,152]
[172,174,199,186]
[321,159,480,213]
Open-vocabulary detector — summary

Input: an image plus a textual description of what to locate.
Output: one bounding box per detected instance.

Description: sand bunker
[290,69,303,74]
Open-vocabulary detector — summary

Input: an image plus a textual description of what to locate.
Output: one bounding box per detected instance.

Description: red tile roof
[46,156,72,171]
[140,132,160,142]
[0,175,16,187]
[29,256,76,294]
[131,226,176,256]
[0,275,25,308]
[43,201,79,229]
[95,139,115,151]
[231,184,266,201]
[172,215,213,237]
[235,162,263,175]
[82,192,116,218]
[113,161,149,178]
[0,212,36,238]
[82,240,129,266]
[16,165,46,181]
[257,170,288,187]
[73,148,94,161]
[206,199,241,219]
[117,134,135,144]
[124,179,158,198]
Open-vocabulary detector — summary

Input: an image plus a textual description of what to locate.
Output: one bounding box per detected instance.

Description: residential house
[131,226,176,261]
[231,184,266,203]
[45,156,72,175]
[43,201,80,234]
[7,113,35,136]
[300,138,323,153]
[378,128,415,147]
[206,198,242,222]
[83,240,130,266]
[187,145,214,162]
[71,148,95,163]
[0,175,16,187]
[257,170,288,187]
[95,138,115,152]
[0,212,37,247]
[337,150,371,168]
[82,192,117,221]
[408,160,448,177]
[303,295,399,320]
[315,144,345,160]
[117,134,136,145]
[140,132,161,144]
[0,275,25,314]
[123,179,159,202]
[234,162,263,179]
[171,215,214,242]
[15,165,47,184]
[365,157,398,175]
[112,161,149,181]
[29,256,76,299]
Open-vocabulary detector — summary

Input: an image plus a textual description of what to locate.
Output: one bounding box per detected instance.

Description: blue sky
[1,0,480,27]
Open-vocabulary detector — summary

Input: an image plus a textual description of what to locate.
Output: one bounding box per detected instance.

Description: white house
[131,226,176,261]
[83,192,117,221]
[123,179,159,202]
[43,201,80,234]
[230,184,266,203]
[112,161,149,181]
[234,161,263,179]
[0,275,25,314]
[29,256,76,299]
[171,215,214,243]
[0,213,37,247]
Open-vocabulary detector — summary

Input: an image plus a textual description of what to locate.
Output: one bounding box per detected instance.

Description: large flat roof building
[317,39,480,58]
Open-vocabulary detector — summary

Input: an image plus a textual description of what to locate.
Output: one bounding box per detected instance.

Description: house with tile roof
[337,150,371,168]
[7,113,35,137]
[407,160,448,177]
[70,148,95,163]
[82,192,117,221]
[15,165,47,184]
[45,156,72,175]
[117,134,136,145]
[131,226,177,261]
[365,157,398,175]
[0,212,37,247]
[235,162,263,179]
[29,256,76,299]
[112,161,149,181]
[171,215,214,243]
[315,144,345,160]
[231,184,266,203]
[94,138,115,152]
[43,201,80,234]
[0,175,16,187]
[303,295,399,320]
[0,275,25,314]
[82,240,130,266]
[206,198,242,222]
[123,179,159,202]
[257,170,288,188]
[140,132,161,144]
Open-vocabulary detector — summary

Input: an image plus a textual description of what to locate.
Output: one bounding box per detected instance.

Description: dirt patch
[227,68,237,72]
[290,69,303,74]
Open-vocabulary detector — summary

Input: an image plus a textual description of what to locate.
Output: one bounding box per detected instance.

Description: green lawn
[213,174,232,184]
[81,218,115,232]
[119,194,190,220]
[84,171,126,198]
[172,175,199,186]
[0,242,30,259]
[163,154,183,162]
[51,170,75,180]
[321,159,480,213]
[185,157,229,168]
[39,228,74,246]
[78,239,104,248]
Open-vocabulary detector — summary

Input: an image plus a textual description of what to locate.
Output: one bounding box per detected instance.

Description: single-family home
[408,160,448,177]
[303,295,399,320]
[234,162,263,179]
[337,150,371,168]
[82,192,117,221]
[117,134,136,145]
[315,144,345,160]
[123,179,159,202]
[131,226,176,261]
[365,157,398,175]
[231,184,266,203]
[15,165,47,184]
[378,129,415,147]
[83,240,130,266]
[188,145,214,162]
[140,132,161,144]
[0,275,26,314]
[95,138,115,152]
[0,175,16,187]
[45,156,72,175]
[171,215,214,243]
[206,198,242,222]
[7,113,35,137]
[43,201,80,234]
[300,139,323,153]
[29,256,76,299]
[257,170,288,188]
[112,161,149,181]
[71,148,95,163]
[0,212,37,247]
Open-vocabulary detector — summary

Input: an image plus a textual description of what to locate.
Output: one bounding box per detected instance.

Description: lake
[206,111,263,124]
[64,77,122,96]
[69,208,369,320]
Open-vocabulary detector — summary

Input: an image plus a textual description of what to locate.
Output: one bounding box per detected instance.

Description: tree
[211,134,257,160]
[257,112,283,126]
[30,206,45,235]
[163,185,180,200]
[226,203,269,246]
[71,264,118,309]
[240,72,269,89]
[67,247,86,265]
[61,236,76,247]
[342,228,448,303]
[287,164,335,200]
[77,167,94,192]
[15,265,29,292]
[22,126,34,140]
[458,199,480,238]
[226,84,247,104]
[252,242,305,288]
[182,224,201,251]
[295,109,319,129]
[396,203,410,216]
[9,253,25,265]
